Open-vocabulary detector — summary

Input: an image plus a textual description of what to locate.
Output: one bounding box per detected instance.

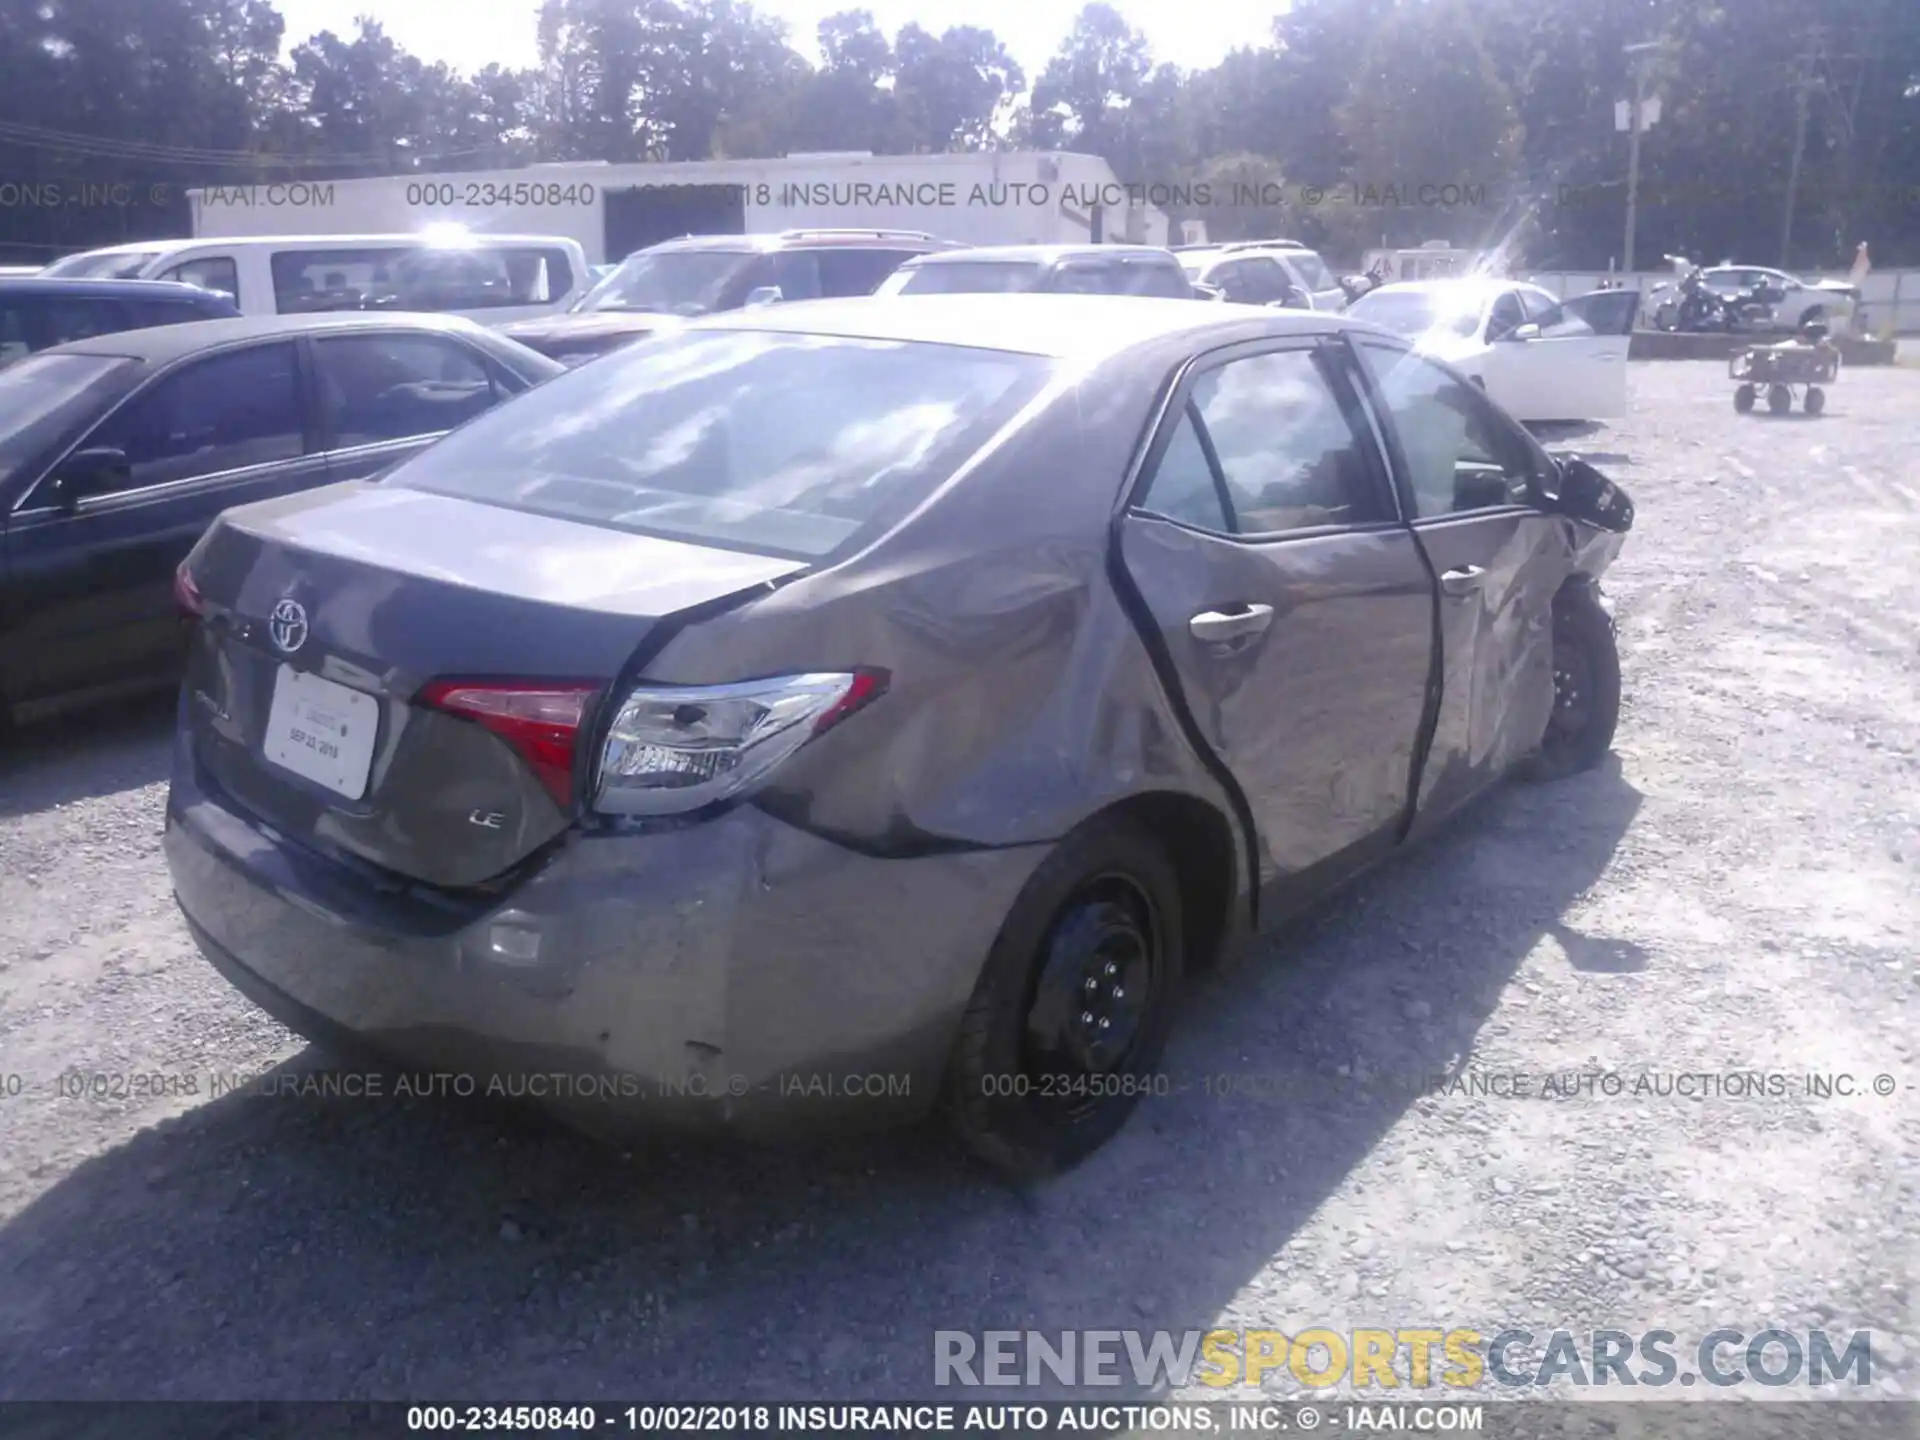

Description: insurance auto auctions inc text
[934,1328,1880,1392]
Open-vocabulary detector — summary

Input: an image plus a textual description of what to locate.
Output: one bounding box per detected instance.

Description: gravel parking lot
[1,360,1915,1406]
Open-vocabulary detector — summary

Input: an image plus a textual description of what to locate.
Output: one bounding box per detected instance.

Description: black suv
[499,229,964,365]
[876,244,1204,300]
[1,277,239,368]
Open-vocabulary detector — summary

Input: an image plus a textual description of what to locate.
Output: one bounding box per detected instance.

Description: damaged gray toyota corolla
[164,294,1633,1177]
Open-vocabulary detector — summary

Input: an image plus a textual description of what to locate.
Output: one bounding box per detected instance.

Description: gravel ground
[1,361,1915,1408]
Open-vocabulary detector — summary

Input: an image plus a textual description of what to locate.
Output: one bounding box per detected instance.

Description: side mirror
[47,446,131,508]
[744,286,784,308]
[1190,282,1225,302]
[1540,454,1634,533]
[1505,322,1542,342]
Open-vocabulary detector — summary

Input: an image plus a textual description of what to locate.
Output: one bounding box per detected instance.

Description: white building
[189,152,1171,264]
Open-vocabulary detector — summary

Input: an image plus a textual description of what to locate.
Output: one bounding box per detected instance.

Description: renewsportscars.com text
[933,1327,1878,1390]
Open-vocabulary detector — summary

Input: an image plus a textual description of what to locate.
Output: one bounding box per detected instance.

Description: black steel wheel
[1521,586,1621,782]
[1734,383,1756,413]
[947,820,1185,1178]
[1768,383,1793,414]
[1805,386,1826,416]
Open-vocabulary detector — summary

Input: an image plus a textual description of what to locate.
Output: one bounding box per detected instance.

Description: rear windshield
[878,261,1046,296]
[0,353,136,488]
[1283,250,1337,291]
[41,249,165,280]
[574,250,755,315]
[1348,289,1484,339]
[388,329,1054,560]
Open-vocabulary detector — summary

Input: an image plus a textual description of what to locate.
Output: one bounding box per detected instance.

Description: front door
[1350,338,1569,831]
[2,340,326,711]
[1117,338,1436,917]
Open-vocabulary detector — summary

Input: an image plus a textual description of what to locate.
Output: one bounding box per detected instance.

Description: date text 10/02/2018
[403,1402,1486,1433]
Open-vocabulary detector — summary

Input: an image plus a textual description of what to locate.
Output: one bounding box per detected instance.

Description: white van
[38,233,590,325]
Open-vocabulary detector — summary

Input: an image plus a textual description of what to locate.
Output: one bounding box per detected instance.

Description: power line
[0,118,503,169]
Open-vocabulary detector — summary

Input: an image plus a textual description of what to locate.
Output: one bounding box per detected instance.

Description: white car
[1647,264,1858,333]
[1346,278,1638,423]
[1178,242,1349,312]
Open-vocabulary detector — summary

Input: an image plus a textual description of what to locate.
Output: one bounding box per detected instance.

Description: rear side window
[85,342,306,490]
[272,247,574,314]
[389,330,1054,559]
[6,297,126,351]
[313,334,499,447]
[1184,349,1380,534]
[0,302,30,365]
[756,251,823,302]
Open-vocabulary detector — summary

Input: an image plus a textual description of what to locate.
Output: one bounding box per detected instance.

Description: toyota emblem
[268,598,309,654]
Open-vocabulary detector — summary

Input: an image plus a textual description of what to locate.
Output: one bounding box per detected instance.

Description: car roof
[35,310,493,363]
[684,293,1362,360]
[640,231,960,255]
[55,235,581,259]
[0,276,233,300]
[1359,278,1515,299]
[900,245,1180,266]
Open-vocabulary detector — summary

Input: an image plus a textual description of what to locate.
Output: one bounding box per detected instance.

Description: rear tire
[1805,387,1826,416]
[1520,587,1621,783]
[1768,383,1793,414]
[946,819,1185,1180]
[1733,384,1756,413]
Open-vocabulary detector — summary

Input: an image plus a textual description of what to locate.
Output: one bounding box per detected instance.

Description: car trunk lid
[180,482,804,889]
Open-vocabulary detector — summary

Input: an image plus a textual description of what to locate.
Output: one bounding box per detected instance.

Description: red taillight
[812,668,889,734]
[173,561,204,618]
[416,680,601,809]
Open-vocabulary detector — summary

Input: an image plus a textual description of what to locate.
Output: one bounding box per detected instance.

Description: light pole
[1621,40,1667,276]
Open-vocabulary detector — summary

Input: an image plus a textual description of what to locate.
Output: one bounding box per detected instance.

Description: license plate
[262,667,379,800]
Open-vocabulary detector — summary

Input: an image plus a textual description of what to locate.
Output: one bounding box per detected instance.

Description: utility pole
[1781,41,1823,269]
[1621,41,1665,276]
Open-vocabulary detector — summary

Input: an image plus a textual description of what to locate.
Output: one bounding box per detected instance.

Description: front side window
[1487,291,1527,338]
[161,256,240,305]
[84,342,305,491]
[0,354,135,492]
[313,334,498,448]
[1358,341,1534,518]
[387,330,1053,560]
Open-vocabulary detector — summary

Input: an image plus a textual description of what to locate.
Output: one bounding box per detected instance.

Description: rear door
[1117,338,1437,917]
[3,339,327,708]
[1350,337,1567,831]
[310,330,513,483]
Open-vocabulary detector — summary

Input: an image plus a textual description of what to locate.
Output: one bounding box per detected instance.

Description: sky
[269,0,1287,87]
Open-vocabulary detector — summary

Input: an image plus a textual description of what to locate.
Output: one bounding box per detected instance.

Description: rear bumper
[164,726,1048,1141]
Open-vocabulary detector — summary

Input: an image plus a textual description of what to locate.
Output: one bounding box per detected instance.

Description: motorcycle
[1652,258,1730,332]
